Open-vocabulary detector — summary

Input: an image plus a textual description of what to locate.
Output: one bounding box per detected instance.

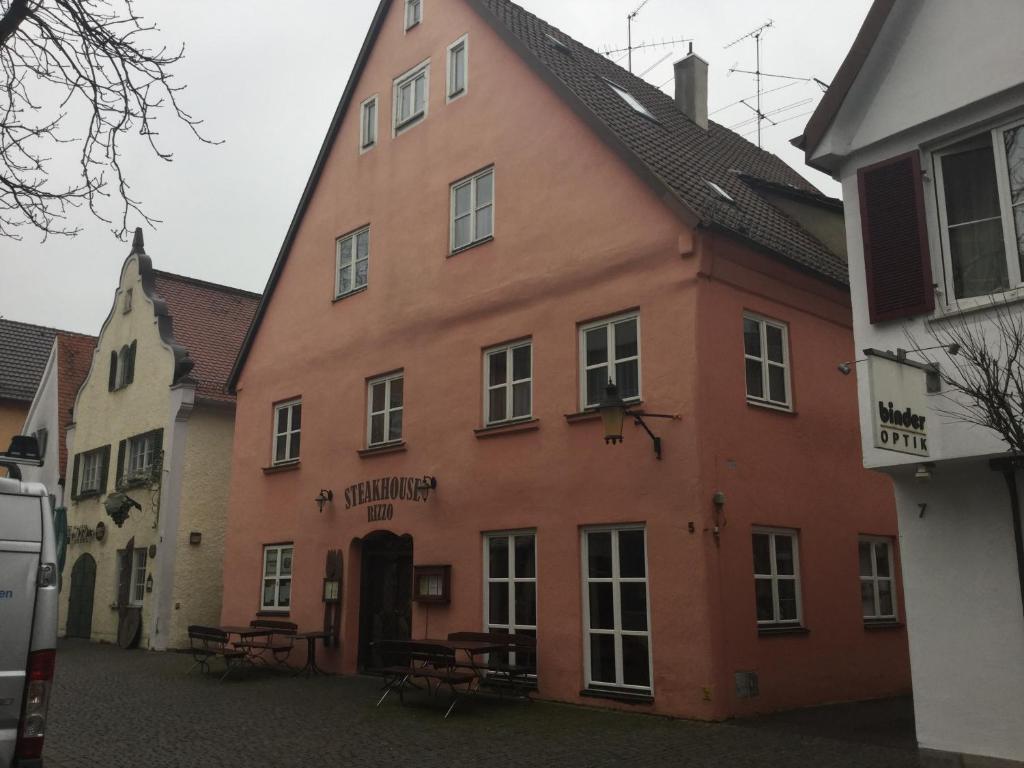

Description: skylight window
[603,79,656,121]
[706,180,735,203]
[545,33,572,55]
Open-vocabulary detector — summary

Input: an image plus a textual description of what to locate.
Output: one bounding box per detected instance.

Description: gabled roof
[0,319,59,403]
[228,0,847,389]
[796,0,897,169]
[150,271,260,403]
[56,332,97,479]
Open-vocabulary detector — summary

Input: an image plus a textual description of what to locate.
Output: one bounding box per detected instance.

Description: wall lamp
[414,476,437,493]
[596,380,681,460]
[315,489,334,513]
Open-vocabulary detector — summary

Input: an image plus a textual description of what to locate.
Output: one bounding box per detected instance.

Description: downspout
[991,457,1024,621]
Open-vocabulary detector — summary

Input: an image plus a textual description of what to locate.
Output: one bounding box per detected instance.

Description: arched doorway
[357,532,413,670]
[66,553,96,639]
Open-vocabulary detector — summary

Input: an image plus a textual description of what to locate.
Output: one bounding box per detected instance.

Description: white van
[1,437,57,768]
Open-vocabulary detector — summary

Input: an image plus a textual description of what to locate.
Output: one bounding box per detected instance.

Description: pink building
[222,0,910,718]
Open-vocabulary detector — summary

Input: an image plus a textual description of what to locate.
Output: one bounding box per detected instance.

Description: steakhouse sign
[343,476,433,522]
[867,352,930,457]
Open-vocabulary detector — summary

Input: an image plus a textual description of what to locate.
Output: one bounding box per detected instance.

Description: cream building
[60,230,259,650]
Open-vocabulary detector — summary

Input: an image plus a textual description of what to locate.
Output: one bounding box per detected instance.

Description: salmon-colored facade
[221,0,910,719]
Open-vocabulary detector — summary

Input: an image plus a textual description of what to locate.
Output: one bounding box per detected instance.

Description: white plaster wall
[816,0,1024,164]
[893,463,1024,762]
[20,341,61,501]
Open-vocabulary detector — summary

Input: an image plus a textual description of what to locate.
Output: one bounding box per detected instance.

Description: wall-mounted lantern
[315,489,334,513]
[189,531,202,546]
[145,573,154,593]
[596,380,680,460]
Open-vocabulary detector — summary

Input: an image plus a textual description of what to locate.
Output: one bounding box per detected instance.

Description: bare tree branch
[0,0,219,240]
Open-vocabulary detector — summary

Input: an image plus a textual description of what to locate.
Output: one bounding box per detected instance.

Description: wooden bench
[233,620,297,666]
[187,625,248,681]
[447,631,537,698]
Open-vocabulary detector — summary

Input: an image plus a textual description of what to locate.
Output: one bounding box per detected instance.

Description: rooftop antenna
[627,0,653,72]
[724,20,773,148]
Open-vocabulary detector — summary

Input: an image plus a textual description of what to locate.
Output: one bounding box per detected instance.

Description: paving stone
[45,640,921,768]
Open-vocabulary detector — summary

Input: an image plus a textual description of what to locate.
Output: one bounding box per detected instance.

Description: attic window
[706,181,735,203]
[603,79,656,121]
[545,33,572,55]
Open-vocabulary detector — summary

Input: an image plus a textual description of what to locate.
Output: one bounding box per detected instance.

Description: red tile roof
[151,271,260,403]
[56,333,97,481]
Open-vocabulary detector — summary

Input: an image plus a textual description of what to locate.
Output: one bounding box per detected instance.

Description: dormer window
[404,0,422,31]
[603,78,657,122]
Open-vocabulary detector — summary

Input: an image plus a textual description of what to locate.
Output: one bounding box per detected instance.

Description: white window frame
[859,535,897,622]
[272,400,301,466]
[79,449,102,494]
[743,313,792,410]
[933,116,1024,308]
[126,432,157,479]
[449,167,494,253]
[367,372,404,447]
[392,59,429,136]
[578,313,641,410]
[581,525,653,694]
[483,340,532,426]
[335,226,370,298]
[446,35,468,103]
[116,345,131,389]
[404,0,422,31]
[752,527,803,626]
[483,531,537,668]
[359,95,378,152]
[603,78,657,121]
[261,544,294,611]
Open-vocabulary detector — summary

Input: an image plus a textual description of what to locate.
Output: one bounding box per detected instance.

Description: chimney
[674,44,708,130]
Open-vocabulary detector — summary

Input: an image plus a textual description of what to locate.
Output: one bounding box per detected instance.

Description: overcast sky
[0,0,870,335]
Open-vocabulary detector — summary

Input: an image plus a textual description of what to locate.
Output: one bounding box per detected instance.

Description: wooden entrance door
[357,533,413,669]
[66,553,96,639]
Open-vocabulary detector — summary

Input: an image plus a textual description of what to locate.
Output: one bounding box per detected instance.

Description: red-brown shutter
[858,151,935,323]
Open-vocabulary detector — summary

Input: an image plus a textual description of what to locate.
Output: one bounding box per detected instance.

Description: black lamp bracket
[624,410,681,460]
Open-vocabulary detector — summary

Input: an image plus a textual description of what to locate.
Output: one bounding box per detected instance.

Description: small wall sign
[867,352,930,457]
[68,524,97,545]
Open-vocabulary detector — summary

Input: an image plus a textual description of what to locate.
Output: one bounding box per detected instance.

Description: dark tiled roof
[0,319,58,403]
[472,0,848,284]
[151,272,260,403]
[56,332,97,479]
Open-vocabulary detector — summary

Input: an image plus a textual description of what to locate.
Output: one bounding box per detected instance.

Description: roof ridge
[151,269,262,299]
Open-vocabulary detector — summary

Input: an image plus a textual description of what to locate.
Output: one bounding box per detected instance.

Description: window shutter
[70,454,81,501]
[127,340,137,384]
[858,151,935,323]
[108,351,118,391]
[150,428,164,477]
[116,440,126,488]
[98,445,111,494]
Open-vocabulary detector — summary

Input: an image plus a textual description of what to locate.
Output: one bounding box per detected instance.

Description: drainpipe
[990,457,1024,621]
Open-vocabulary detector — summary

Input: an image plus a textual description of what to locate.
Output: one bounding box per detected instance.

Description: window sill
[565,401,643,424]
[76,490,102,500]
[864,620,903,631]
[757,624,809,637]
[257,609,291,618]
[931,287,1024,323]
[332,285,368,304]
[448,235,494,258]
[474,419,539,439]
[117,475,154,491]
[263,461,300,475]
[746,399,795,415]
[446,89,466,104]
[394,114,425,136]
[358,441,407,458]
[580,688,654,705]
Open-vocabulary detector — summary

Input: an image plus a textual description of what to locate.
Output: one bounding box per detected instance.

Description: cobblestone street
[46,640,921,767]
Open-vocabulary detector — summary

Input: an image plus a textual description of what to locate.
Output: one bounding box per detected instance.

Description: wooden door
[66,553,96,639]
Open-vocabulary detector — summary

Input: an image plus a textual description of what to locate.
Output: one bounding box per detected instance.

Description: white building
[798,1,1024,765]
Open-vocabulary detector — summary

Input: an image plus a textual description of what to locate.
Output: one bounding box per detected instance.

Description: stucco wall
[0,399,29,476]
[60,256,173,646]
[166,403,235,648]
[893,463,1024,763]
[20,342,61,500]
